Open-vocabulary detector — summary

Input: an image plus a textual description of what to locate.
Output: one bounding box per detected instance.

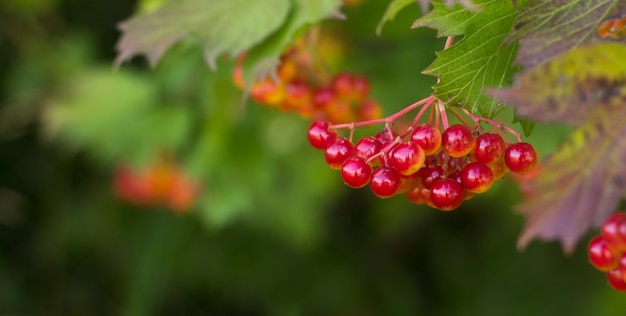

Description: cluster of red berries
[588,212,626,292]
[233,48,382,124]
[308,116,538,211]
[113,158,201,213]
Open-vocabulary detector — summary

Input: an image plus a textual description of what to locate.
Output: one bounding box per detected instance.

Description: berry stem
[410,98,436,130]
[444,36,455,49]
[330,95,436,130]
[437,99,449,130]
[460,108,522,142]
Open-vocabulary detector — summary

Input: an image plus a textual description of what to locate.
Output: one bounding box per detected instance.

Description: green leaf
[114,0,291,69]
[376,0,418,36]
[490,43,626,252]
[505,0,623,70]
[418,0,481,13]
[243,0,343,82]
[414,0,520,118]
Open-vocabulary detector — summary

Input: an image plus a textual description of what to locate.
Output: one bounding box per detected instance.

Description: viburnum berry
[325,137,353,169]
[410,123,442,156]
[606,269,626,292]
[588,235,620,271]
[504,142,538,174]
[354,136,383,162]
[473,133,506,164]
[419,165,444,190]
[282,79,312,110]
[370,166,401,198]
[430,178,465,211]
[308,120,337,150]
[601,213,626,252]
[250,79,284,105]
[460,161,494,193]
[441,124,475,158]
[312,87,335,110]
[489,158,508,181]
[341,156,373,188]
[388,142,425,176]
[406,181,426,204]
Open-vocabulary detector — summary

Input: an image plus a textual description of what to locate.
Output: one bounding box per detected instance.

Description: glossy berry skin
[410,124,442,155]
[430,178,465,211]
[354,136,383,161]
[588,236,620,271]
[341,157,373,188]
[308,120,337,150]
[601,213,626,252]
[325,137,354,169]
[504,142,538,174]
[606,269,626,292]
[419,165,444,190]
[442,124,476,158]
[370,166,401,198]
[473,133,506,164]
[388,142,425,176]
[460,161,494,193]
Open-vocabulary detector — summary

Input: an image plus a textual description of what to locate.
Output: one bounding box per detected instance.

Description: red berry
[331,73,354,96]
[473,133,506,164]
[282,79,311,109]
[354,136,383,161]
[419,165,444,190]
[332,73,369,102]
[441,124,476,158]
[325,137,353,169]
[341,156,373,188]
[430,178,465,211]
[460,161,494,193]
[504,142,538,174]
[606,269,626,292]
[601,213,626,252]
[312,87,336,110]
[489,158,508,181]
[588,235,620,271]
[308,120,337,150]
[250,79,284,105]
[410,124,442,156]
[388,142,425,176]
[370,166,401,198]
[406,181,426,204]
[350,74,370,101]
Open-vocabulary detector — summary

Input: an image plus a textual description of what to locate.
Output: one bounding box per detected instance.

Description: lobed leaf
[491,43,626,252]
[414,0,520,118]
[505,0,624,70]
[377,0,418,36]
[114,0,291,69]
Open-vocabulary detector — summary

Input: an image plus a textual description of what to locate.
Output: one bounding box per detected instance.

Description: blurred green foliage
[0,0,625,315]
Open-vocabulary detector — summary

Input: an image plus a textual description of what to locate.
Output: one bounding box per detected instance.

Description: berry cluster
[308,96,538,211]
[233,43,382,124]
[113,158,201,213]
[588,212,626,292]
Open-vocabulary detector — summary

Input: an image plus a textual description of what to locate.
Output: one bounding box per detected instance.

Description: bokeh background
[1,0,625,315]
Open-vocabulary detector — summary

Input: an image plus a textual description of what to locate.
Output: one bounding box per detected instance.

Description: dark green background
[0,0,623,315]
